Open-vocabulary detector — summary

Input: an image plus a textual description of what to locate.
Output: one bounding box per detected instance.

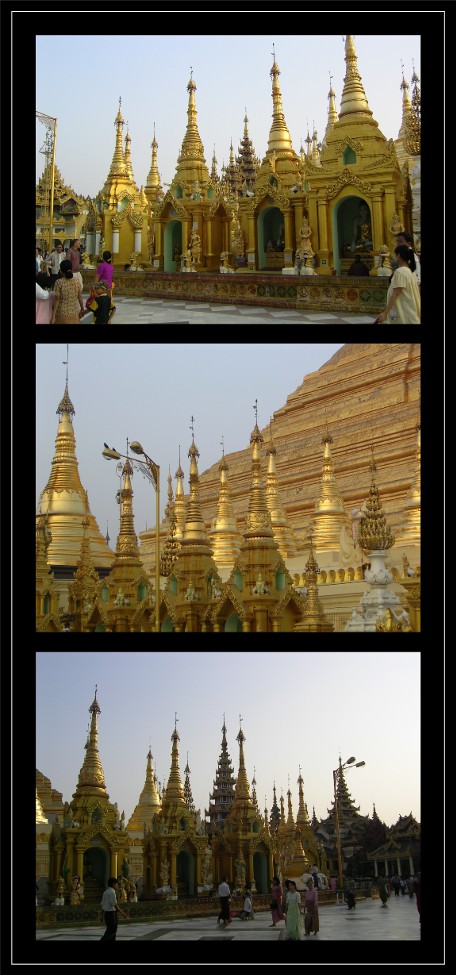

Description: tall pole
[334,769,343,888]
[155,466,160,633]
[48,116,57,253]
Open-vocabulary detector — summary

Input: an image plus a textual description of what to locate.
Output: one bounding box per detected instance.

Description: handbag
[270,898,278,910]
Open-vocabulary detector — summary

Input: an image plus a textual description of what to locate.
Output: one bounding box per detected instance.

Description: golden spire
[294,537,333,632]
[37,378,113,570]
[210,442,242,565]
[338,35,374,121]
[36,787,49,823]
[323,73,338,145]
[286,784,296,828]
[244,404,274,539]
[108,98,127,177]
[266,47,295,158]
[183,752,196,812]
[358,449,395,551]
[145,123,163,198]
[162,719,186,808]
[311,423,350,552]
[173,70,210,189]
[265,423,298,557]
[180,424,214,554]
[174,448,187,541]
[74,687,108,797]
[159,508,180,576]
[127,747,161,831]
[233,723,252,801]
[404,63,421,155]
[296,768,311,827]
[124,124,136,185]
[397,70,413,140]
[113,456,142,563]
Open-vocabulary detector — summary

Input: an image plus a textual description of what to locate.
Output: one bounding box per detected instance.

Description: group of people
[36,243,116,324]
[216,877,253,926]
[270,875,320,940]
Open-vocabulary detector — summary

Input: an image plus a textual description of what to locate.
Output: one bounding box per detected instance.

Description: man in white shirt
[217,876,231,927]
[99,877,127,941]
[47,243,65,289]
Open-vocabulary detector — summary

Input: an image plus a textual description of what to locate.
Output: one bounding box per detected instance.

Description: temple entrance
[257,205,285,270]
[333,196,374,275]
[225,612,242,632]
[82,846,108,902]
[164,220,182,272]
[176,844,195,895]
[253,849,269,894]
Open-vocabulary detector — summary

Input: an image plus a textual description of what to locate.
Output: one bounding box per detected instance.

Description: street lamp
[333,756,365,890]
[102,442,161,632]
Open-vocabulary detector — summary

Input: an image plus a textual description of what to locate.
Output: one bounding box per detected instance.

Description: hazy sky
[36,343,344,535]
[36,32,421,199]
[36,651,420,829]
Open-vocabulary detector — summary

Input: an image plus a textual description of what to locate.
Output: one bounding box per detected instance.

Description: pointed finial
[174,711,179,730]
[62,344,69,384]
[239,714,243,727]
[190,416,195,442]
[220,435,224,457]
[126,436,130,455]
[271,42,275,59]
[253,399,258,424]
[190,65,193,79]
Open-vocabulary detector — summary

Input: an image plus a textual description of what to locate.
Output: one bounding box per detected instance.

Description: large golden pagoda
[36,380,114,614]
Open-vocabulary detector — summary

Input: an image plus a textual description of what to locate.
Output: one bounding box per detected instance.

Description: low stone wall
[82,270,388,315]
[36,890,351,928]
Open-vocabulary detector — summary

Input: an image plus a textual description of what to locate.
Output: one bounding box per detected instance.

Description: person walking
[36,272,53,324]
[91,281,112,324]
[269,875,286,926]
[303,877,320,935]
[374,244,421,323]
[66,238,83,291]
[47,243,65,289]
[378,874,389,907]
[395,231,421,287]
[346,882,356,910]
[284,880,302,940]
[50,259,86,324]
[217,876,231,927]
[99,877,127,941]
[95,250,115,291]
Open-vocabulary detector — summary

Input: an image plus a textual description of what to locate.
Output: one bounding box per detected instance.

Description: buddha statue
[350,202,373,253]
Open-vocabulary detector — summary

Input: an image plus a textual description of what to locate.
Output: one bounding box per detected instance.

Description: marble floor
[80,296,378,325]
[35,894,421,942]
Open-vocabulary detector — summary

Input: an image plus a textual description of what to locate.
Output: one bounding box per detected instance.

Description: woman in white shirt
[375,245,421,323]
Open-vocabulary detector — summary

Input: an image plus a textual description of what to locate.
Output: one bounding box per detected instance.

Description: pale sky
[36,651,421,829]
[36,343,344,535]
[35,31,422,200]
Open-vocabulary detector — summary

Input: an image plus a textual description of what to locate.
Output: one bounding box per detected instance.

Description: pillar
[397,858,402,877]
[76,848,84,880]
[95,231,101,255]
[170,853,177,892]
[372,193,384,251]
[66,835,75,878]
[110,850,118,877]
[134,229,141,252]
[242,619,251,632]
[205,218,213,258]
[112,230,120,254]
[86,232,94,256]
[196,853,202,886]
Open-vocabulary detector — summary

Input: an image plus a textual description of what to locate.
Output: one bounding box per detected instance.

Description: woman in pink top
[95,250,114,290]
[303,877,319,935]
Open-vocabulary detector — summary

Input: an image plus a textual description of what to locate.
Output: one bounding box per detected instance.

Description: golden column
[372,192,384,252]
[111,850,118,877]
[76,847,84,881]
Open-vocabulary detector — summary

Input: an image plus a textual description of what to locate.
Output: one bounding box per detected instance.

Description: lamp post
[333,756,365,890]
[102,443,161,632]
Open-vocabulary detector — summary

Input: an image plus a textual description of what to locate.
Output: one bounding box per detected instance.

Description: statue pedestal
[282,266,299,275]
[219,266,235,273]
[344,550,409,631]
